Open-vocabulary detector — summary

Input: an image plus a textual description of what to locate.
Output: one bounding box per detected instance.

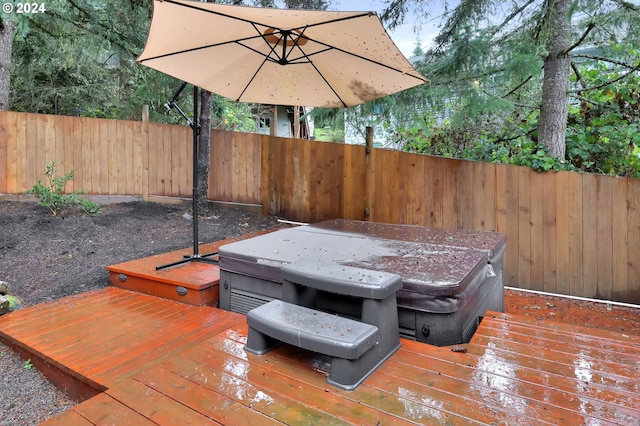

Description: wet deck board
[106,230,277,306]
[1,288,638,424]
[0,288,243,395]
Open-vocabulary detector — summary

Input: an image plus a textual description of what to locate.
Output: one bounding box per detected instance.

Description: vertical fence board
[15,113,26,192]
[26,114,39,189]
[141,116,150,200]
[596,176,613,300]
[582,173,599,298]
[555,172,570,296]
[252,134,262,204]
[401,153,420,225]
[568,172,584,298]
[382,150,401,224]
[367,148,381,222]
[107,119,119,195]
[33,114,46,187]
[53,116,65,181]
[341,144,365,220]
[294,138,310,221]
[416,155,432,227]
[529,171,544,291]
[42,115,54,178]
[627,179,640,304]
[503,165,520,287]
[62,117,75,194]
[99,119,111,194]
[458,161,475,230]
[483,162,496,231]
[441,157,460,230]
[328,143,345,221]
[7,112,19,193]
[0,113,13,193]
[542,172,557,293]
[232,132,245,203]
[163,124,173,196]
[217,129,233,201]
[114,121,125,194]
[272,137,287,216]
[396,150,410,225]
[235,133,247,204]
[78,117,89,191]
[261,135,271,216]
[148,123,161,196]
[433,156,449,228]
[495,164,507,235]
[611,177,628,302]
[92,119,102,193]
[124,121,135,195]
[168,126,180,198]
[517,167,532,290]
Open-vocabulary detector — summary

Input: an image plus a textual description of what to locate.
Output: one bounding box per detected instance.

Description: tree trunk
[0,18,15,110]
[538,0,572,159]
[196,89,211,213]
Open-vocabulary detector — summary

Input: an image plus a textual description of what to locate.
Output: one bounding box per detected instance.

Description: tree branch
[64,0,141,57]
[609,0,640,11]
[502,76,533,98]
[567,63,640,93]
[572,54,638,69]
[564,22,595,54]
[571,61,583,86]
[570,93,640,119]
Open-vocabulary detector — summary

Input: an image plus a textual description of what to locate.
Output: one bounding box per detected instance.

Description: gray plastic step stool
[245,261,402,390]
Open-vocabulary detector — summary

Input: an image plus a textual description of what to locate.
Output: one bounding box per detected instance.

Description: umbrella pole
[157,85,218,270]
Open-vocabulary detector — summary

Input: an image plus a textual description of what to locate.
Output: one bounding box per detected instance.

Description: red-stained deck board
[107,230,278,307]
[0,288,243,398]
[2,287,637,425]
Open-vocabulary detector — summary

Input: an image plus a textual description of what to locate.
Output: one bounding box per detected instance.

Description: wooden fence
[1,111,638,304]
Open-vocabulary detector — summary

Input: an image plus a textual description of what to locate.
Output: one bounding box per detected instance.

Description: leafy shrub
[27,161,101,216]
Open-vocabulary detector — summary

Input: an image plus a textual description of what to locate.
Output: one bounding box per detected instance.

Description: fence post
[364,126,373,221]
[261,134,270,217]
[141,105,150,201]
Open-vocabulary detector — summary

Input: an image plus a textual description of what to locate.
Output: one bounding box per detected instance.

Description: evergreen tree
[382,0,640,159]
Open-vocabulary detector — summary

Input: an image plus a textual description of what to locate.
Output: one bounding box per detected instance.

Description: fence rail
[1,111,638,304]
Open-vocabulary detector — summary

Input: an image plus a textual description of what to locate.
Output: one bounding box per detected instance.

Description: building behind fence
[1,111,638,304]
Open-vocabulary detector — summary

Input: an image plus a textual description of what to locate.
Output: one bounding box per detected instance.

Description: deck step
[245,300,379,359]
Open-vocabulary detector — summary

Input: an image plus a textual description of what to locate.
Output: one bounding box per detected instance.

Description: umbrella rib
[298,36,426,82]
[235,56,271,103]
[137,35,268,63]
[146,1,426,82]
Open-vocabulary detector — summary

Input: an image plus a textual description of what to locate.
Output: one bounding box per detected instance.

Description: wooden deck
[107,230,276,307]
[1,287,638,425]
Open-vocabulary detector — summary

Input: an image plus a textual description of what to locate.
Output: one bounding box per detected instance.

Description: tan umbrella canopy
[137,0,427,108]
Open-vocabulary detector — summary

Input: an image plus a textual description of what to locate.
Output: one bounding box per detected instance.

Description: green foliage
[314,127,345,142]
[566,63,640,177]
[379,0,639,175]
[6,295,20,312]
[26,161,101,216]
[23,359,33,370]
[9,0,152,117]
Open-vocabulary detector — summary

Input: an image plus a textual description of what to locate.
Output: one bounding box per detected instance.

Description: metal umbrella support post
[156,83,218,270]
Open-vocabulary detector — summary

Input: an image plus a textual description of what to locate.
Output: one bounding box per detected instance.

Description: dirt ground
[0,196,281,307]
[0,196,638,425]
[0,196,282,425]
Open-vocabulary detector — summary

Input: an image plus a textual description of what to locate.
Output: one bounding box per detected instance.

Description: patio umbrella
[136,0,427,268]
[136,0,427,108]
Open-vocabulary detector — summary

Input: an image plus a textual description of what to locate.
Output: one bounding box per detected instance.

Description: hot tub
[218,219,505,346]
